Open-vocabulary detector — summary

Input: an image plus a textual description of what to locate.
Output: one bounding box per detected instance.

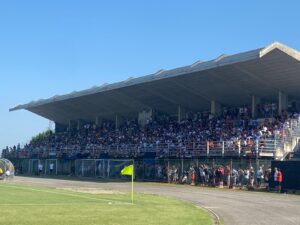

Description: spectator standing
[225,165,231,187]
[243,169,250,188]
[49,163,54,175]
[256,167,264,187]
[264,168,271,191]
[219,166,224,188]
[191,168,196,186]
[274,167,278,191]
[231,168,238,188]
[277,169,283,193]
[199,165,205,186]
[249,167,255,188]
[38,163,43,176]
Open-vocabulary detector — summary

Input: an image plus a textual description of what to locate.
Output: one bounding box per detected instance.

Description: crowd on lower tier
[138,163,283,192]
[2,105,300,160]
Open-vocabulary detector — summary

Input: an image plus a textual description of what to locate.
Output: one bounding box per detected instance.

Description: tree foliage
[31,129,53,143]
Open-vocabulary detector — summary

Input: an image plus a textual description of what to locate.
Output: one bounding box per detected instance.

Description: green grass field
[0,183,213,225]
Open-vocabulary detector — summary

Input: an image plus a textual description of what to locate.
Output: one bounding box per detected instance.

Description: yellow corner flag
[121,164,133,176]
[121,164,134,204]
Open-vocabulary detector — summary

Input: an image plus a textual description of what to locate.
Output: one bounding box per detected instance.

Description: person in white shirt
[49,163,54,175]
[256,167,264,187]
[274,167,278,191]
[38,163,43,176]
[274,167,278,182]
[244,169,250,186]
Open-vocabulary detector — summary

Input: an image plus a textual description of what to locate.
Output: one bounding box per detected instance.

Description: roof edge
[259,42,300,61]
[10,41,299,112]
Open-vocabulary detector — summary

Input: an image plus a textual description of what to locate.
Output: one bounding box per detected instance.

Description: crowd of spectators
[3,104,300,160]
[139,162,283,192]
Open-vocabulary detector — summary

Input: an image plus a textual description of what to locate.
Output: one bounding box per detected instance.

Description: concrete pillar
[296,101,300,112]
[138,109,153,127]
[55,122,67,133]
[178,105,181,123]
[278,91,288,114]
[68,120,77,131]
[177,105,186,123]
[69,120,74,131]
[95,116,102,127]
[251,95,260,118]
[115,113,125,129]
[77,120,81,130]
[77,120,85,130]
[115,113,118,130]
[211,100,221,116]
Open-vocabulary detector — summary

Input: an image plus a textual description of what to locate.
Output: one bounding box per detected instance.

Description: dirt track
[11,176,300,225]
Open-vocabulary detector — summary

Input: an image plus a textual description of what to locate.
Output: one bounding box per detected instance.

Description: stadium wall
[271,160,300,190]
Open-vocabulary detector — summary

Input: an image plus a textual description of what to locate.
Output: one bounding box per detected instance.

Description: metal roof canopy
[10,42,300,125]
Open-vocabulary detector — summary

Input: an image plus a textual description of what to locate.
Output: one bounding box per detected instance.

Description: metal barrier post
[94,159,97,177]
[107,159,110,177]
[82,160,84,177]
[256,140,259,158]
[254,158,259,186]
[103,160,105,178]
[56,159,58,175]
[167,160,170,183]
[222,141,225,157]
[45,160,48,175]
[207,141,209,157]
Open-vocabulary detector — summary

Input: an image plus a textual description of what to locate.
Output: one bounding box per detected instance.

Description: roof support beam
[251,95,261,118]
[211,100,221,116]
[279,91,288,114]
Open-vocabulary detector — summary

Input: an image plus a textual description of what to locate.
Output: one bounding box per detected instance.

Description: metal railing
[5,138,290,159]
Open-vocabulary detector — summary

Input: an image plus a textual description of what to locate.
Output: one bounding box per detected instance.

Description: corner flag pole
[121,164,134,204]
[131,165,134,204]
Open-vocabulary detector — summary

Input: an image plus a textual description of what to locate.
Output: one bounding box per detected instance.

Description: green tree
[31,129,53,143]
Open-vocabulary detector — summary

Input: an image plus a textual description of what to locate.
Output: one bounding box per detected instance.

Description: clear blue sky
[1,0,300,150]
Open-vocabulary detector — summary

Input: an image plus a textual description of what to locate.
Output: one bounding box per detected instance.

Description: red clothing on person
[277,171,283,183]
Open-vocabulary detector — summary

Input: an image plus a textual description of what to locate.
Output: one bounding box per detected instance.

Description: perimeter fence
[11,157,271,182]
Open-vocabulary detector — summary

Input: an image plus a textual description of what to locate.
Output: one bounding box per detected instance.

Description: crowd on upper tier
[2,104,300,160]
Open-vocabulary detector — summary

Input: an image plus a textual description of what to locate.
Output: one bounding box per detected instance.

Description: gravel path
[11,176,300,225]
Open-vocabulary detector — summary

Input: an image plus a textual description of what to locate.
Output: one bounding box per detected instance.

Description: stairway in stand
[291,151,300,160]
[289,142,300,160]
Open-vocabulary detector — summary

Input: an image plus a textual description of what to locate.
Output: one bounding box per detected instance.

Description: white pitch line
[0,202,113,206]
[0,184,132,205]
[202,206,221,225]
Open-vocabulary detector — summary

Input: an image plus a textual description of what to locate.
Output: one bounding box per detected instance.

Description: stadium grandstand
[3,41,300,185]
